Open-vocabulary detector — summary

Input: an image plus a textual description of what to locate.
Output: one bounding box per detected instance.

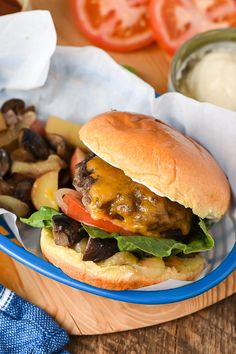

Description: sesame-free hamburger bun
[41,112,230,290]
[80,111,230,220]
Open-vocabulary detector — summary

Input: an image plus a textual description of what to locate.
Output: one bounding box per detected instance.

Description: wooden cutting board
[0,248,235,335]
[0,0,235,336]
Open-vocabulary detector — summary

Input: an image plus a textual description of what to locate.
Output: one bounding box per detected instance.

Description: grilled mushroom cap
[1,99,25,115]
[14,178,34,204]
[46,134,73,162]
[83,238,119,262]
[1,99,25,128]
[52,214,82,247]
[19,128,49,160]
[0,148,11,177]
[0,179,13,195]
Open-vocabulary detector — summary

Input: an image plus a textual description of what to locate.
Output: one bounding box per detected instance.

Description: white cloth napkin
[0,10,56,90]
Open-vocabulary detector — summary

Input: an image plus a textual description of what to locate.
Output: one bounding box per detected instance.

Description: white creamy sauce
[179,43,236,111]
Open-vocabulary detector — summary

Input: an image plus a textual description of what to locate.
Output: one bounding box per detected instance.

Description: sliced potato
[0,112,7,132]
[11,154,66,178]
[31,170,59,210]
[135,257,165,278]
[46,116,86,149]
[74,238,88,254]
[0,122,23,151]
[0,195,29,217]
[101,252,138,267]
[0,121,34,152]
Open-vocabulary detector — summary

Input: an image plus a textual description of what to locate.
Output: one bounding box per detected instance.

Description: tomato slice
[150,0,236,55]
[71,0,154,52]
[70,147,86,178]
[62,193,133,235]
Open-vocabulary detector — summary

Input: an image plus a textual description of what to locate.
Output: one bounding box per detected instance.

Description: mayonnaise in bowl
[169,29,236,112]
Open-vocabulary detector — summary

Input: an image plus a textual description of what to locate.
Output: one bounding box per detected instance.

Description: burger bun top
[79,111,230,220]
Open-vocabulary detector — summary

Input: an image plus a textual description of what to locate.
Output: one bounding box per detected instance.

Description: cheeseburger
[23,112,230,290]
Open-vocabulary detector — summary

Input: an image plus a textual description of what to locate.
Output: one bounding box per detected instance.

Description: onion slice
[55,188,82,213]
[55,188,134,235]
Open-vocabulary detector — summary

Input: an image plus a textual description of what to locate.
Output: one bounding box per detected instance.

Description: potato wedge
[0,112,7,132]
[31,170,59,210]
[0,121,38,152]
[0,195,29,217]
[0,122,24,151]
[10,148,35,162]
[46,116,86,149]
[11,154,66,178]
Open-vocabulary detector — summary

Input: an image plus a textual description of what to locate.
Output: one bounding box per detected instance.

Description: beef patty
[73,152,95,206]
[73,155,192,236]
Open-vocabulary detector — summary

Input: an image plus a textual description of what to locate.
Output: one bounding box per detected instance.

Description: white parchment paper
[0,12,235,290]
[0,10,56,90]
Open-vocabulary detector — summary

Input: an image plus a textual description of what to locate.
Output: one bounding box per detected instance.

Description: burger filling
[73,154,192,237]
[21,154,214,265]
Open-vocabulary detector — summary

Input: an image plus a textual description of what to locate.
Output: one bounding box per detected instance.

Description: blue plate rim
[0,219,235,305]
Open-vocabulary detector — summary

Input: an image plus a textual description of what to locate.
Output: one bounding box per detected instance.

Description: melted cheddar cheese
[86,157,192,236]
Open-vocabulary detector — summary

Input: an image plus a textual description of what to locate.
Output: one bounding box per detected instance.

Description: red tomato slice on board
[62,192,133,235]
[71,0,154,52]
[150,0,236,55]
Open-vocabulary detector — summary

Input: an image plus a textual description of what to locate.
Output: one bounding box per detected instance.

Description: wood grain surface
[0,247,235,336]
[67,295,236,354]
[1,0,235,352]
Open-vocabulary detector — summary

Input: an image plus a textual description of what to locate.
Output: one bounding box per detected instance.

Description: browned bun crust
[79,111,230,220]
[41,229,205,290]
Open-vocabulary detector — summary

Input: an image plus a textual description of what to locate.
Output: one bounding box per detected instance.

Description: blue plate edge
[0,232,235,305]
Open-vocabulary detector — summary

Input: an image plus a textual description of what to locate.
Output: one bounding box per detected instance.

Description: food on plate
[150,0,236,55]
[0,113,7,132]
[31,171,59,211]
[0,98,80,217]
[0,149,11,177]
[0,122,25,151]
[10,148,36,163]
[46,134,74,163]
[0,195,29,217]
[11,155,65,178]
[179,43,236,111]
[22,112,230,290]
[1,99,37,128]
[19,128,49,160]
[71,0,154,52]
[45,116,84,149]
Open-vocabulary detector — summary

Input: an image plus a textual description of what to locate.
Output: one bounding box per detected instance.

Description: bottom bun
[41,228,205,290]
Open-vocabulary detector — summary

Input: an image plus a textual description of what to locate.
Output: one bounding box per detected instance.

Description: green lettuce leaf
[82,218,214,258]
[21,207,214,258]
[122,64,138,75]
[82,225,113,239]
[20,207,61,229]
